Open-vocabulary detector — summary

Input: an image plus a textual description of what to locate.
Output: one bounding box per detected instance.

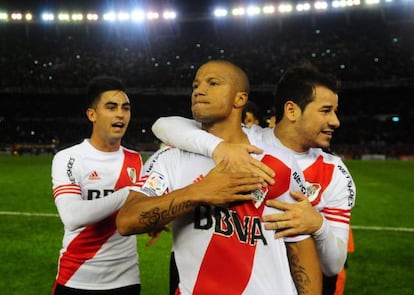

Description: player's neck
[89,135,121,152]
[204,121,249,144]
[274,125,308,153]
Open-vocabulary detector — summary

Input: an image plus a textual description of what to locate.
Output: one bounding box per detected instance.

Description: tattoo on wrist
[139,199,193,229]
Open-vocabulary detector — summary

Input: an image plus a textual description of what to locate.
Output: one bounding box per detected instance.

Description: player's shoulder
[144,144,191,166]
[252,137,296,167]
[53,140,85,159]
[310,147,345,164]
[121,145,140,155]
[143,144,204,175]
[121,145,142,160]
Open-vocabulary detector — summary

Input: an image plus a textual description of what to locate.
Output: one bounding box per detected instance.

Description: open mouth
[321,130,333,138]
[112,122,125,129]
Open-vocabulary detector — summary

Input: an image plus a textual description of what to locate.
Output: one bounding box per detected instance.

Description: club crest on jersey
[127,167,137,184]
[306,182,322,202]
[142,171,167,196]
[252,187,269,208]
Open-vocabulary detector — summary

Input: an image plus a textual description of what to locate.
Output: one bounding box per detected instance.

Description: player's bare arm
[286,238,322,295]
[212,141,275,185]
[116,159,261,235]
[262,191,323,238]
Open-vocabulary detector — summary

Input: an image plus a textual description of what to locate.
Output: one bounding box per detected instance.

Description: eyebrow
[104,101,130,107]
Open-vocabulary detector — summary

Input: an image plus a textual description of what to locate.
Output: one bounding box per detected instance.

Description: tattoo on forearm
[139,199,193,229]
[289,253,311,295]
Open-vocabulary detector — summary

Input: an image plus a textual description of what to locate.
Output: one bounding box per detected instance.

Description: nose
[330,112,340,128]
[193,83,206,97]
[115,107,125,118]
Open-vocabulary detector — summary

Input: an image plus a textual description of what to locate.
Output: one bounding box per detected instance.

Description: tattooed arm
[286,237,322,295]
[116,159,262,236]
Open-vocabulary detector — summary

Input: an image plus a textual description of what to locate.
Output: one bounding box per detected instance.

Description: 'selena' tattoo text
[139,199,192,229]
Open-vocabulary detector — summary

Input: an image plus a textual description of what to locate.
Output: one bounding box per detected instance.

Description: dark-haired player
[51,76,143,294]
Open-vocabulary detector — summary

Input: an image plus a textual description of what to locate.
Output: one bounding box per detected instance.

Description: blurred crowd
[0,8,413,158]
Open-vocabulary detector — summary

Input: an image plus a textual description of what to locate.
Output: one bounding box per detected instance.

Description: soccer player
[151,62,357,289]
[242,100,261,127]
[116,60,322,294]
[51,77,144,294]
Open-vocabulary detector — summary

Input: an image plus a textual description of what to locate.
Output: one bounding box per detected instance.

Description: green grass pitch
[0,155,413,294]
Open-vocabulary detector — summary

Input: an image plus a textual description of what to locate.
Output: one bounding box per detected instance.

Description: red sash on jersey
[303,155,334,206]
[303,155,350,223]
[57,149,142,285]
[191,155,290,294]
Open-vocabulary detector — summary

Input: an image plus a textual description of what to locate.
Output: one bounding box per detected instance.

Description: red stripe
[56,149,143,285]
[192,155,290,293]
[53,184,81,198]
[325,216,350,224]
[303,155,335,206]
[323,207,351,214]
[322,208,351,220]
[57,213,118,285]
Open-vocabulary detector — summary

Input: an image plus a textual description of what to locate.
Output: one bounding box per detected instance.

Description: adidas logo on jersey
[88,171,101,180]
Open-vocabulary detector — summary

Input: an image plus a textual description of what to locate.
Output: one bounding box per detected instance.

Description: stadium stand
[0,3,413,158]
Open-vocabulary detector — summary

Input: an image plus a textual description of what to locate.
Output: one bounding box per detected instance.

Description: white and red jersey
[151,116,357,275]
[140,135,308,295]
[248,125,356,274]
[51,139,143,290]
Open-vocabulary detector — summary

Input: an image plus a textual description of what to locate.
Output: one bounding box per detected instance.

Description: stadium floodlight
[86,13,99,21]
[232,7,246,16]
[103,12,116,22]
[11,13,22,21]
[365,0,380,5]
[41,12,54,21]
[163,10,177,20]
[117,12,130,21]
[262,5,275,14]
[25,13,33,21]
[0,12,8,21]
[147,11,159,20]
[279,3,293,13]
[246,5,261,16]
[296,2,312,11]
[332,0,361,7]
[131,10,145,21]
[71,13,83,21]
[213,8,228,17]
[314,1,329,10]
[58,13,70,22]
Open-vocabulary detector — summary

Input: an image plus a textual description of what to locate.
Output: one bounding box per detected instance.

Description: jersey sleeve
[313,159,356,275]
[139,146,176,197]
[152,116,223,157]
[52,152,134,231]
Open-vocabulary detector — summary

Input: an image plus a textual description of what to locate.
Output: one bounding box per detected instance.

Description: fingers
[146,234,160,247]
[245,144,264,155]
[290,190,307,201]
[263,220,300,238]
[264,199,293,213]
[145,226,171,247]
[250,158,275,185]
[214,156,230,172]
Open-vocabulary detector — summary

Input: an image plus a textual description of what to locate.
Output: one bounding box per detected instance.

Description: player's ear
[234,91,248,109]
[86,108,96,123]
[284,101,299,121]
